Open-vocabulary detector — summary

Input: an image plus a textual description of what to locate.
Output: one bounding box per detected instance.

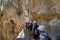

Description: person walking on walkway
[29,20,33,31]
[37,25,51,40]
[32,20,39,40]
[25,20,30,30]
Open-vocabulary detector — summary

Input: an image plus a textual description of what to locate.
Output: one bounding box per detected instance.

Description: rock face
[30,0,60,14]
[48,18,60,40]
[29,0,60,40]
[0,0,24,40]
[1,7,24,40]
[0,0,60,40]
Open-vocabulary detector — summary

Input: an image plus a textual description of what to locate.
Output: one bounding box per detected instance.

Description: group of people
[25,20,51,40]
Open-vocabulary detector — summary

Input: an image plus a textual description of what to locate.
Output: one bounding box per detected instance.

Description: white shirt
[39,33,47,40]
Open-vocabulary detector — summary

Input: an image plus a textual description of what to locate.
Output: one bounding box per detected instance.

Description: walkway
[16,29,26,40]
[16,28,30,40]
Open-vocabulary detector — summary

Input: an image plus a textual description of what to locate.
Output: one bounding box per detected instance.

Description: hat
[37,25,46,31]
[33,20,37,24]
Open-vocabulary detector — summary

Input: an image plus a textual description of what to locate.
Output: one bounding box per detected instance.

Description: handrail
[16,29,24,38]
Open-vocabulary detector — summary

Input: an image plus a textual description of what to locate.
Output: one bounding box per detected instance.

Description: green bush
[17,9,23,15]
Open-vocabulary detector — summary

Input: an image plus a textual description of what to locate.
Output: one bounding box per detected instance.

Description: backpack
[41,34,52,40]
[26,21,30,28]
[33,24,39,35]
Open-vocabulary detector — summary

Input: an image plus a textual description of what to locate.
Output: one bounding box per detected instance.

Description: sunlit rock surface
[0,0,24,40]
[1,7,24,40]
[0,0,60,40]
[29,0,60,40]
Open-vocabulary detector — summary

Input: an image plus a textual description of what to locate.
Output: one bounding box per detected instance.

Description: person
[25,20,30,30]
[37,25,46,40]
[37,25,51,40]
[32,20,39,40]
[29,20,33,31]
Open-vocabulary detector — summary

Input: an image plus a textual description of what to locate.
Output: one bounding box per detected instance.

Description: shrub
[17,9,23,15]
